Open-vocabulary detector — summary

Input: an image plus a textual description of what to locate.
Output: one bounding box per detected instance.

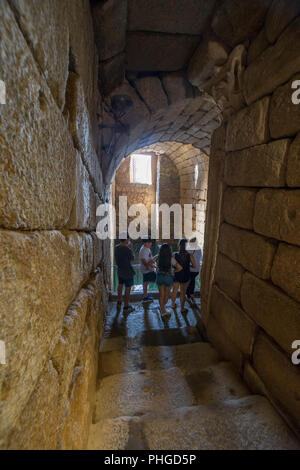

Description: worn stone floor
[88,299,299,450]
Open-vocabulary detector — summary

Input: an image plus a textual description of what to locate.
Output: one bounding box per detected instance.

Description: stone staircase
[88,301,300,450]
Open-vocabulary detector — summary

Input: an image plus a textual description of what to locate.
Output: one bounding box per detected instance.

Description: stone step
[88,395,300,450]
[99,341,220,377]
[94,362,250,422]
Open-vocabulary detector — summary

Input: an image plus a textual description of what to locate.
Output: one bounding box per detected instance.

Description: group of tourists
[115,232,202,318]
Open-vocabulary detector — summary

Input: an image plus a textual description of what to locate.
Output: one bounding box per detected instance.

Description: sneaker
[117,300,122,306]
[142,296,153,303]
[181,308,189,314]
[161,309,171,319]
[123,305,134,313]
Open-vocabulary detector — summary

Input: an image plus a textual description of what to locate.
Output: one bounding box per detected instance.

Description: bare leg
[164,286,172,308]
[180,282,189,312]
[143,281,149,299]
[171,282,179,307]
[124,286,131,308]
[117,283,123,302]
[158,285,166,313]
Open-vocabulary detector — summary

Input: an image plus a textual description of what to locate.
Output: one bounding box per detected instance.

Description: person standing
[171,239,196,314]
[139,237,156,303]
[186,237,202,303]
[156,243,182,318]
[115,232,135,313]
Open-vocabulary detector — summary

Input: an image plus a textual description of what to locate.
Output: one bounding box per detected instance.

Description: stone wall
[199,2,300,433]
[0,0,107,449]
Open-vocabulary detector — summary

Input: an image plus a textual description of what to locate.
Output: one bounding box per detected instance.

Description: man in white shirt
[187,237,202,302]
[139,238,156,303]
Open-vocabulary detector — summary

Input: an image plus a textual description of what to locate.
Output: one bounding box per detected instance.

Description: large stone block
[51,287,92,414]
[0,3,76,229]
[10,0,69,110]
[224,139,289,187]
[58,322,96,450]
[214,253,244,303]
[110,80,150,129]
[272,244,300,304]
[134,77,168,114]
[206,314,243,371]
[210,285,257,357]
[254,189,300,246]
[269,76,300,139]
[226,97,270,151]
[212,0,272,47]
[223,188,256,230]
[128,0,217,35]
[287,133,300,187]
[244,17,300,104]
[241,272,300,355]
[247,28,269,65]
[265,0,300,44]
[6,361,60,450]
[92,0,127,61]
[99,52,125,96]
[188,37,228,87]
[66,152,97,231]
[253,333,300,426]
[0,230,93,443]
[161,72,195,104]
[218,223,276,280]
[126,32,201,72]
[64,72,103,195]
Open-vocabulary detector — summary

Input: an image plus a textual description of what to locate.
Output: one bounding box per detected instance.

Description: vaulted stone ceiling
[92,0,279,183]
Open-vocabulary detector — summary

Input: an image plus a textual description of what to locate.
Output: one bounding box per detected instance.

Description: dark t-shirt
[115,244,135,279]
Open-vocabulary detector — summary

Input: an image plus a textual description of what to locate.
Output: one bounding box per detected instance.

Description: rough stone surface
[218,223,276,280]
[126,32,201,72]
[110,80,150,129]
[269,76,300,139]
[10,0,69,110]
[271,243,300,304]
[206,314,243,371]
[100,343,219,377]
[128,0,217,35]
[214,253,244,303]
[0,3,76,229]
[161,72,195,104]
[134,76,168,113]
[287,133,300,187]
[66,152,97,230]
[6,360,60,450]
[224,140,289,187]
[0,230,93,443]
[244,17,300,104]
[254,189,300,246]
[212,0,272,48]
[210,285,257,357]
[64,72,103,195]
[92,0,127,61]
[188,37,228,87]
[226,97,270,151]
[99,52,125,96]
[247,28,269,65]
[253,333,300,427]
[265,0,300,44]
[241,272,300,355]
[142,396,298,450]
[223,188,256,230]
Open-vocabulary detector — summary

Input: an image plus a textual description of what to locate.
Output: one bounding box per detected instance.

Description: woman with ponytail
[171,238,196,314]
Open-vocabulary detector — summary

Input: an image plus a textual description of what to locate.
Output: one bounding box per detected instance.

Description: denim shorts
[156,272,174,287]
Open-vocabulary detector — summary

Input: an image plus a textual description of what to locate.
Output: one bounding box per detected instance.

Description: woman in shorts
[156,243,182,318]
[171,239,196,314]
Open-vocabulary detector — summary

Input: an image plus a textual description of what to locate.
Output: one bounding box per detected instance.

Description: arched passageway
[0,0,300,450]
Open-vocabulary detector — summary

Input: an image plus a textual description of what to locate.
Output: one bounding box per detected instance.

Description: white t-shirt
[188,249,202,272]
[139,246,154,274]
